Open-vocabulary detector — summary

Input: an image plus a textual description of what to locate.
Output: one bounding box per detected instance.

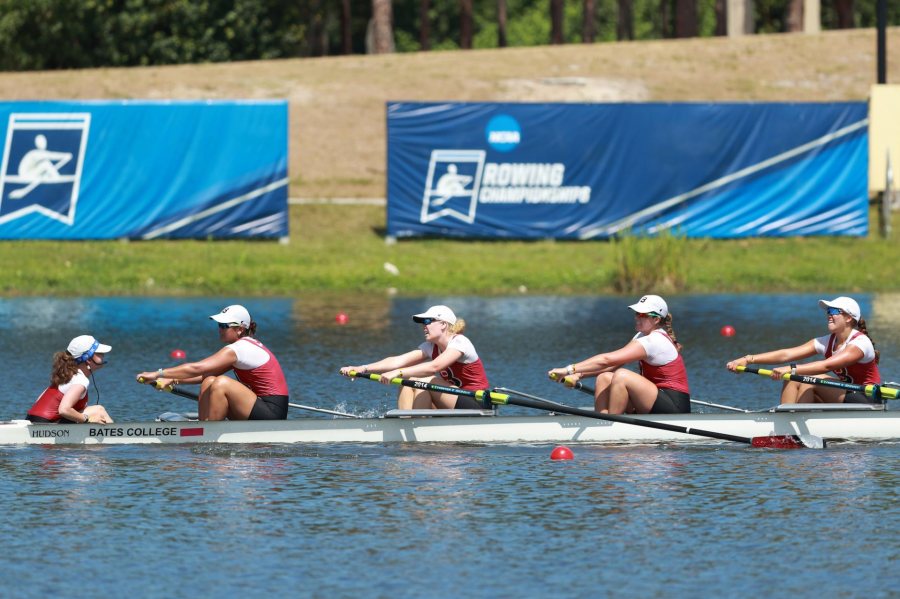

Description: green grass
[1,204,897,296]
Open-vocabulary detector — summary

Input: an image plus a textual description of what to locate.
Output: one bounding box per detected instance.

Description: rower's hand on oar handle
[726,355,755,371]
[549,372,581,387]
[548,368,570,383]
[155,377,178,391]
[379,369,403,385]
[136,371,160,383]
[340,366,366,378]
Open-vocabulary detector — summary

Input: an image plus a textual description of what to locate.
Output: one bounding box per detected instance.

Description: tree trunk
[583,0,596,43]
[834,0,854,28]
[786,0,803,31]
[498,0,508,47]
[420,0,431,50]
[460,0,473,49]
[714,0,726,35]
[674,0,698,37]
[660,0,671,37]
[309,0,324,56]
[551,0,564,44]
[341,0,352,54]
[370,0,394,54]
[618,0,634,39]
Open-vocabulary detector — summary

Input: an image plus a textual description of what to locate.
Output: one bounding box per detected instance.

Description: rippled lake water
[1,294,899,597]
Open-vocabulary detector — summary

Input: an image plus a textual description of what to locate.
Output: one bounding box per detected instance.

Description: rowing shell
[2,404,896,446]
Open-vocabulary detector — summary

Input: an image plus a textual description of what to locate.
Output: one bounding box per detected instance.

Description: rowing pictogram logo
[0,113,91,226]
[420,149,485,224]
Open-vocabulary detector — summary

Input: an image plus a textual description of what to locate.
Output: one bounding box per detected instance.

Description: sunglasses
[419,318,436,325]
[826,307,845,316]
[217,322,241,329]
[635,312,660,319]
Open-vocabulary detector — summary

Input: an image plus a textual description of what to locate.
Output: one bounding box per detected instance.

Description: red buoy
[720,325,736,337]
[550,446,574,461]
[170,349,186,360]
[335,312,349,325]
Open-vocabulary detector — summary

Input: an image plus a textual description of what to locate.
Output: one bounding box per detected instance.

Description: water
[2,294,899,597]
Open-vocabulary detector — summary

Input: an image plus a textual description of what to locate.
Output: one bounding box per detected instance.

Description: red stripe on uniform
[180,427,204,437]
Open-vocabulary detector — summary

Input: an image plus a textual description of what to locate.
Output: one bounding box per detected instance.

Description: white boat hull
[5,405,898,446]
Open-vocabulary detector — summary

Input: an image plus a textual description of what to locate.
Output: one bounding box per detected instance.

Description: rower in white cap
[340,305,491,409]
[548,294,692,415]
[726,296,881,403]
[27,335,114,424]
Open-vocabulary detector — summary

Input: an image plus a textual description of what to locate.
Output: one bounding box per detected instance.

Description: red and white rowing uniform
[27,371,90,422]
[632,329,690,394]
[228,337,290,397]
[815,330,880,385]
[419,334,490,390]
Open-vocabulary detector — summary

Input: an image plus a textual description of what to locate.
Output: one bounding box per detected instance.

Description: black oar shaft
[495,394,754,445]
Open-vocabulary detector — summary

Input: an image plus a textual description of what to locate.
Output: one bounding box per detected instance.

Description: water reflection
[0,293,898,420]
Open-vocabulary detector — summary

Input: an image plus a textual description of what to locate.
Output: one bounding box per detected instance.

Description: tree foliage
[0,0,897,71]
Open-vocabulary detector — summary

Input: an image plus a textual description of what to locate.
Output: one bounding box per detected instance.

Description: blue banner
[0,101,288,239]
[386,102,868,239]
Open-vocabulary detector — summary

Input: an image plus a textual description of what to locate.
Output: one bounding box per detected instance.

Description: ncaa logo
[485,115,521,153]
[0,113,91,226]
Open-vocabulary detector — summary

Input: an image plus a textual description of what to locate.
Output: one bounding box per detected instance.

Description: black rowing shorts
[249,395,289,420]
[650,388,691,414]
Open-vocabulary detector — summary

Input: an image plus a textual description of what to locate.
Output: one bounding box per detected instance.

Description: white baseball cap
[412,305,457,325]
[67,335,112,363]
[627,294,669,318]
[818,296,861,321]
[209,304,252,328]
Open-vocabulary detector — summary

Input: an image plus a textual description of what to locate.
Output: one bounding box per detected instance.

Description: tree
[714,0,726,35]
[834,0,855,27]
[551,0,564,43]
[618,0,634,39]
[583,0,596,42]
[370,0,394,53]
[785,0,803,30]
[675,0,698,36]
[341,0,353,54]
[420,0,431,50]
[460,0,473,49]
[498,0,508,47]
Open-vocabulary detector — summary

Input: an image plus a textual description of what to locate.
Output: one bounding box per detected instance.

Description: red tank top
[232,338,290,397]
[27,384,88,421]
[824,331,880,385]
[430,344,490,390]
[638,331,690,394]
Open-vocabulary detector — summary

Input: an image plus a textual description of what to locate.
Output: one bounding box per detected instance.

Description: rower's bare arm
[57,385,87,423]
[341,349,425,376]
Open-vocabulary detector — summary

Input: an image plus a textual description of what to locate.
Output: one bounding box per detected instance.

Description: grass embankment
[1,204,898,296]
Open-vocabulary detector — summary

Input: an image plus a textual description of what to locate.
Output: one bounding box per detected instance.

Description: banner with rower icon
[386,101,869,239]
[0,100,288,240]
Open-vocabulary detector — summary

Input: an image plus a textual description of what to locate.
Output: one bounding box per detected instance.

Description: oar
[349,371,498,408]
[551,373,750,413]
[737,365,899,400]
[352,372,822,448]
[137,378,359,418]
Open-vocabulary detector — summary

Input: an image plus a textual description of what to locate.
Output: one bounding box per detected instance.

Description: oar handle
[349,371,509,406]
[137,376,200,401]
[549,372,592,392]
[737,365,898,400]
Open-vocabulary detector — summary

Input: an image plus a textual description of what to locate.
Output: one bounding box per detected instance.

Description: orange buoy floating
[550,445,574,461]
[170,349,186,360]
[335,312,349,325]
[720,325,736,337]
